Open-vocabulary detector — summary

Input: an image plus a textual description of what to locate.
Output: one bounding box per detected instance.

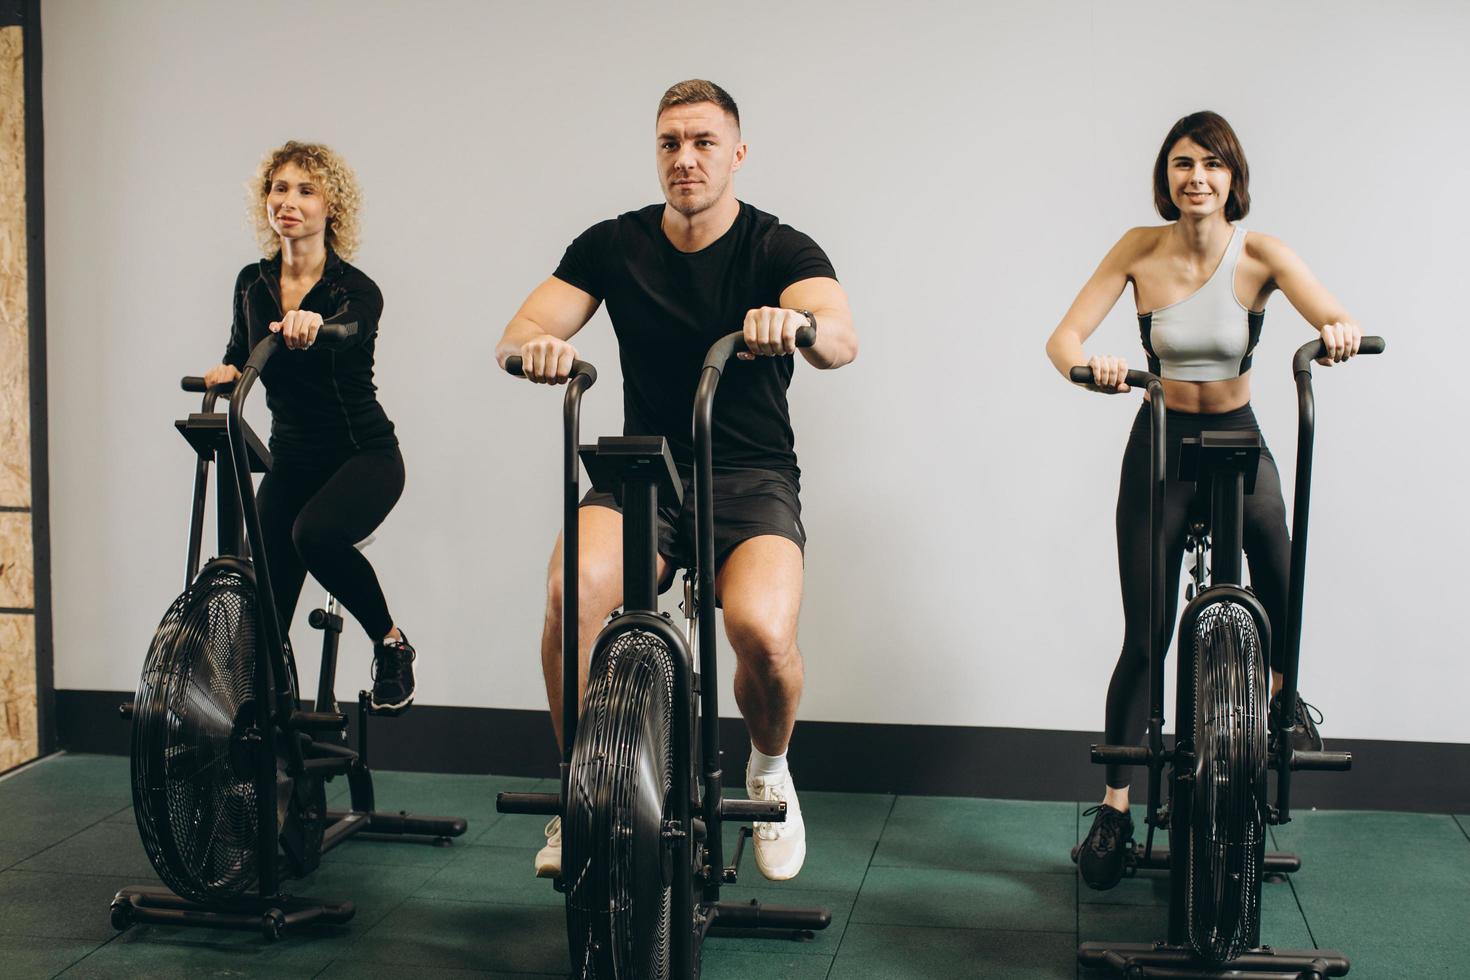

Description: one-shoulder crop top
[1138,225,1263,382]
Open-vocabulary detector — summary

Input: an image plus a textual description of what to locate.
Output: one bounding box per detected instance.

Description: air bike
[112,326,467,940]
[497,326,831,978]
[1072,336,1384,978]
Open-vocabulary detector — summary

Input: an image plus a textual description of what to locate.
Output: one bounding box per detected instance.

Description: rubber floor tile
[16,820,159,879]
[717,827,877,896]
[0,870,148,942]
[318,828,475,869]
[1287,875,1470,961]
[874,796,1077,873]
[830,922,1075,979]
[317,963,559,979]
[339,897,569,975]
[0,934,100,979]
[699,947,834,979]
[56,929,338,979]
[2,754,131,800]
[852,865,1074,933]
[412,846,565,907]
[342,771,544,824]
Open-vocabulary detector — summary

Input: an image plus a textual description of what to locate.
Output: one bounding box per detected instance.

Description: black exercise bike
[497,328,831,978]
[1071,336,1384,978]
[112,327,467,939]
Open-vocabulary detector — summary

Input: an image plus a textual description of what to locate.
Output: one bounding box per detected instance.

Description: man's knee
[546,551,620,623]
[724,609,799,675]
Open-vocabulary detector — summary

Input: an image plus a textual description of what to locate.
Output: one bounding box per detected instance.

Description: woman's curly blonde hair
[249,141,363,259]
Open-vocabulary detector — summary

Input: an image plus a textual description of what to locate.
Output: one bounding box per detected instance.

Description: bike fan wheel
[565,629,676,980]
[1187,600,1269,962]
[131,565,321,902]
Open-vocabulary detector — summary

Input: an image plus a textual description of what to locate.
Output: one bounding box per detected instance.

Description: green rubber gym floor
[1,753,1464,978]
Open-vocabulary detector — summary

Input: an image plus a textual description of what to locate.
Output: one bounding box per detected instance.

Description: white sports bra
[1138,225,1264,382]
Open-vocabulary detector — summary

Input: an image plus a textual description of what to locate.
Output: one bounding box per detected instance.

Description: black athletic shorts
[581,466,804,570]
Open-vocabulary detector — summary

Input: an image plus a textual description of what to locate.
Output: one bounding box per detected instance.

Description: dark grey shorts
[581,466,804,571]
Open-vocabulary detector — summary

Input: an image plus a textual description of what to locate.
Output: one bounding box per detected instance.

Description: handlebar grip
[1293,335,1385,374]
[181,376,208,393]
[1069,366,1157,389]
[315,321,355,347]
[504,355,598,385]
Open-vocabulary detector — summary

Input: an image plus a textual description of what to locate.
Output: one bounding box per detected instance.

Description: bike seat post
[623,476,660,614]
[1210,468,1246,586]
[1180,432,1261,589]
[580,437,682,616]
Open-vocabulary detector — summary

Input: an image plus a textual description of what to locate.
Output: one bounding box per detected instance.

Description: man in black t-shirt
[497,79,857,883]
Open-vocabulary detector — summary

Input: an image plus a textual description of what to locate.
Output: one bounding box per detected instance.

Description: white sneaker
[746,768,806,881]
[535,816,561,878]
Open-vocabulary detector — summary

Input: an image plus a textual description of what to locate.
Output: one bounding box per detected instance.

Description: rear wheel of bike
[1186,600,1269,962]
[564,628,676,980]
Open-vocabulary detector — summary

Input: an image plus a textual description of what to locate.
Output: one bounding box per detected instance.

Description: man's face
[655,102,745,217]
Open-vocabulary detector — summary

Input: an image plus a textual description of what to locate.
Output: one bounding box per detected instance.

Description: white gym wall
[42,0,1468,745]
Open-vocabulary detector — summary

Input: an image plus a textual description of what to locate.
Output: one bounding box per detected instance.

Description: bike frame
[1074,334,1384,977]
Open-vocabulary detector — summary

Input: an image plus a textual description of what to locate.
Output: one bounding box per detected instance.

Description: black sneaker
[1271,691,1324,754]
[370,633,416,715]
[1072,804,1134,891]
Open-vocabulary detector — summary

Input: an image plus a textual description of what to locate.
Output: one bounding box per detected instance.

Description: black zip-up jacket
[224,250,397,463]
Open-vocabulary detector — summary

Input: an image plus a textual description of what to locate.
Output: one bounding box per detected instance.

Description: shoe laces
[544,816,561,844]
[1297,697,1324,727]
[749,775,792,841]
[1274,691,1324,728]
[372,638,413,684]
[1082,804,1130,855]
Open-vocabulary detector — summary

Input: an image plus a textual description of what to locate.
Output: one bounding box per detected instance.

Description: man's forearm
[804,307,857,369]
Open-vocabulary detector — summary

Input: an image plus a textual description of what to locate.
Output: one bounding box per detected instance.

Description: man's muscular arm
[768,276,857,369]
[496,276,601,383]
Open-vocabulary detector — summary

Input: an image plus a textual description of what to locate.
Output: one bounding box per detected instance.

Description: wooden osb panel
[0,26,30,508]
[0,613,37,770]
[0,27,34,770]
[0,510,32,608]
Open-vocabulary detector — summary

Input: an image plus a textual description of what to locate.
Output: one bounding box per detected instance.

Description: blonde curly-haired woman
[201,141,416,714]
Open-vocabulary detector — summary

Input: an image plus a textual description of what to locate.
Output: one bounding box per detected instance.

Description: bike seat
[580,436,683,508]
[1176,431,1262,495]
[175,412,272,472]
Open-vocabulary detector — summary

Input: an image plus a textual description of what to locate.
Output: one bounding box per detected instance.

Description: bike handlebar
[1292,335,1385,375]
[702,322,817,375]
[503,355,598,386]
[1068,366,1160,390]
[182,322,359,394]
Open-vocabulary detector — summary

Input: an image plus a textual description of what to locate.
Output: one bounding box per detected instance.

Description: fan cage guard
[132,567,265,904]
[565,628,676,980]
[1186,600,1269,963]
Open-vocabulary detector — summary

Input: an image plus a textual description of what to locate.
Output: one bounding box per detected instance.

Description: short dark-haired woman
[201,141,417,714]
[1045,111,1365,890]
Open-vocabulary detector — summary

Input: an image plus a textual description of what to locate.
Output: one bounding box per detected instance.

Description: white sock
[747,745,788,782]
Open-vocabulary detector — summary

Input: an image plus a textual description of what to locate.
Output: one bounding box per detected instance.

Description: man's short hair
[657,79,740,129]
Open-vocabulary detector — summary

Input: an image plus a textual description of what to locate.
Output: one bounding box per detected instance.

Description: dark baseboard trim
[24,0,56,758]
[58,689,1470,814]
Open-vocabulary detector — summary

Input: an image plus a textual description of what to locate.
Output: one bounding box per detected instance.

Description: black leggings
[257,447,405,641]
[1105,403,1290,789]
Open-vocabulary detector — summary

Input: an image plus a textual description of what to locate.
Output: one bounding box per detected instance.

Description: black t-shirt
[553,202,836,476]
[224,250,397,463]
